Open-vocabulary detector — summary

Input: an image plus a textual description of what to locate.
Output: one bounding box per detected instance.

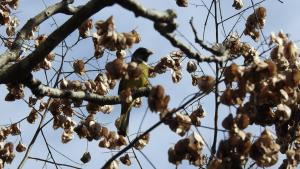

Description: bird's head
[131,47,153,63]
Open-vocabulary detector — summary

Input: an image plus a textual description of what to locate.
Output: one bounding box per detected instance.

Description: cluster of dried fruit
[280,125,300,169]
[79,19,93,39]
[74,114,127,150]
[223,33,258,64]
[209,124,252,168]
[5,83,24,101]
[165,107,206,137]
[0,142,15,168]
[92,16,140,54]
[244,7,267,41]
[218,32,300,167]
[32,35,56,71]
[0,0,19,38]
[250,130,280,167]
[168,132,206,167]
[148,85,170,113]
[105,50,128,80]
[0,123,26,168]
[133,133,150,150]
[154,51,183,83]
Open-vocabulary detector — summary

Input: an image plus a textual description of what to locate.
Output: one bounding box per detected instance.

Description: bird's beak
[147,50,153,55]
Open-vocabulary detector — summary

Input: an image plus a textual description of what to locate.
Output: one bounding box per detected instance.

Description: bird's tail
[116,103,132,136]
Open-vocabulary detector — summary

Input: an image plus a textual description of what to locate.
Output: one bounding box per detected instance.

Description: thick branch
[116,0,176,23]
[0,0,78,68]
[25,77,151,106]
[0,0,114,84]
[189,17,224,56]
[154,23,231,63]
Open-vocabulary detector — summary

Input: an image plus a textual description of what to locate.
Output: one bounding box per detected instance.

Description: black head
[131,47,153,63]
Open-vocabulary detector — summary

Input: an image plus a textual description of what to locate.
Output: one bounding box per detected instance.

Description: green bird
[116,47,153,136]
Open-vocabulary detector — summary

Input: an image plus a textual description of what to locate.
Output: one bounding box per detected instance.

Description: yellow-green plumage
[117,47,153,136]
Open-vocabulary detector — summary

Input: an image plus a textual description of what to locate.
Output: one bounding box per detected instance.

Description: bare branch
[28,156,81,169]
[189,17,223,56]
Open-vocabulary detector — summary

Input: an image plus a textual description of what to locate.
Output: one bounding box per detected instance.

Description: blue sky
[1,0,300,169]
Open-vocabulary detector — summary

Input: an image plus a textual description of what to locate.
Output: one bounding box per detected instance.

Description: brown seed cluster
[209,124,252,168]
[134,133,150,150]
[244,7,267,41]
[168,132,206,167]
[73,59,85,76]
[0,123,25,168]
[250,129,280,167]
[176,0,188,7]
[5,83,24,101]
[79,19,93,38]
[154,51,183,83]
[223,34,258,64]
[148,85,170,113]
[197,75,216,93]
[80,152,91,164]
[0,142,15,168]
[119,154,131,166]
[32,35,56,71]
[0,1,19,38]
[219,32,300,167]
[93,16,140,53]
[105,50,130,80]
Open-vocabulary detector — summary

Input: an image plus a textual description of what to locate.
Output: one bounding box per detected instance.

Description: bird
[116,47,153,136]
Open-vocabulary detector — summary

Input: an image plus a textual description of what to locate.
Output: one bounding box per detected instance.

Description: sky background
[1,0,300,169]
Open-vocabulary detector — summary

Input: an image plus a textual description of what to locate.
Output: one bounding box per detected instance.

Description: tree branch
[24,77,151,106]
[0,0,114,84]
[0,0,78,69]
[116,0,176,24]
[28,156,81,169]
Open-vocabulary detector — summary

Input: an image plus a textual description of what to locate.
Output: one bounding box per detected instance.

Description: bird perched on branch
[116,47,153,136]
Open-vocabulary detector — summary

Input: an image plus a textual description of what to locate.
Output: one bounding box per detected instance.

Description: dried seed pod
[197,75,215,93]
[250,129,280,167]
[176,0,188,7]
[27,109,38,124]
[190,106,206,126]
[244,7,267,41]
[61,131,73,143]
[127,62,142,79]
[80,152,91,163]
[232,0,243,10]
[168,112,191,136]
[134,133,150,150]
[79,19,93,38]
[120,154,131,166]
[105,58,128,80]
[28,96,37,107]
[222,113,234,130]
[275,104,291,122]
[172,70,182,83]
[186,60,197,73]
[73,59,85,75]
[148,85,170,113]
[10,124,20,135]
[16,142,26,152]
